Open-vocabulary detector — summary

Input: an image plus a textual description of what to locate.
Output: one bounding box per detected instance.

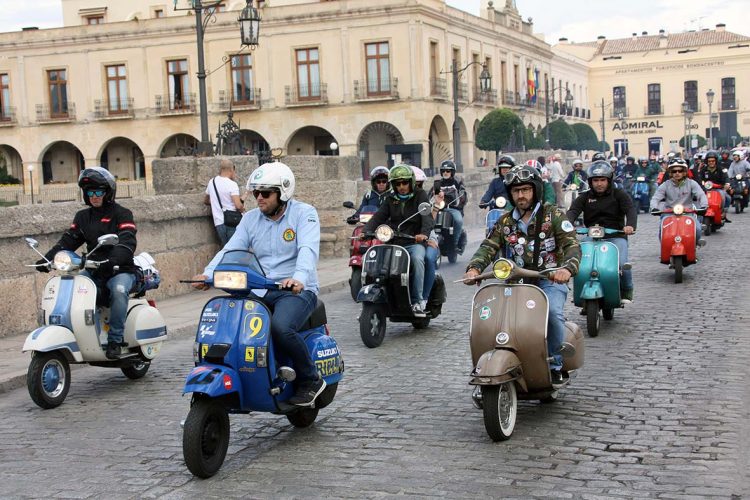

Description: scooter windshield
[217,250,266,277]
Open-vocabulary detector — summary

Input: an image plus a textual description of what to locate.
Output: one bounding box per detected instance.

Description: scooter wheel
[121,360,150,380]
[447,251,458,264]
[585,300,600,337]
[287,407,319,428]
[359,303,387,348]
[673,258,683,284]
[349,268,362,301]
[482,383,517,441]
[27,350,70,409]
[183,398,230,478]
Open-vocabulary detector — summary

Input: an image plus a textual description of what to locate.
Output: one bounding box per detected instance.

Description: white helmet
[410,166,427,183]
[246,162,295,202]
[608,156,618,164]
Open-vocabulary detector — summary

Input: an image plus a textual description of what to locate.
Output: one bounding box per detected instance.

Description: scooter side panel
[305,328,344,386]
[124,304,167,345]
[574,241,620,309]
[65,275,104,361]
[22,326,83,363]
[183,364,241,402]
[470,284,550,392]
[706,190,723,223]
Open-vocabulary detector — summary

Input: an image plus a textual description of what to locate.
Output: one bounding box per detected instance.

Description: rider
[718,149,733,170]
[566,161,637,302]
[650,159,708,242]
[463,165,581,387]
[348,165,389,224]
[36,167,138,359]
[526,159,557,205]
[728,149,750,179]
[699,150,731,222]
[412,165,441,302]
[564,158,588,187]
[363,164,435,317]
[437,160,467,253]
[479,155,513,208]
[192,163,326,407]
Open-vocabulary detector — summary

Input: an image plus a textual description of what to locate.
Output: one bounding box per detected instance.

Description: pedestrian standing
[204,159,244,246]
[548,153,566,207]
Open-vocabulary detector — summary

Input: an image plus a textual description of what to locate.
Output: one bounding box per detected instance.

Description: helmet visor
[504,169,534,185]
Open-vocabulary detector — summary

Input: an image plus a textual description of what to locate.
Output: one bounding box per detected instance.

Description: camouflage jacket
[466,202,581,275]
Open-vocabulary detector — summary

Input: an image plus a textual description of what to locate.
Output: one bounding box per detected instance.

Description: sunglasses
[252,190,275,199]
[393,180,410,187]
[86,190,106,197]
[670,169,686,174]
[375,179,388,184]
[504,169,534,184]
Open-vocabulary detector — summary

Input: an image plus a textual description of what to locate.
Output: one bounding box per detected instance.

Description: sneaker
[288,377,327,407]
[621,289,633,303]
[412,303,427,317]
[698,238,707,247]
[550,370,565,388]
[105,341,121,360]
[420,299,428,310]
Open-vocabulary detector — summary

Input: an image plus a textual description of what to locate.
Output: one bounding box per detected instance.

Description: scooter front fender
[183,364,242,406]
[470,350,526,392]
[670,242,686,256]
[356,284,386,304]
[579,281,603,301]
[22,326,83,363]
[349,255,362,267]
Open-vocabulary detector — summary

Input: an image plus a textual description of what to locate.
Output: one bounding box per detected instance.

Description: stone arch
[158,133,199,158]
[239,129,270,156]
[38,141,85,185]
[357,121,404,178]
[0,144,23,182]
[98,137,146,180]
[428,115,452,171]
[285,126,338,156]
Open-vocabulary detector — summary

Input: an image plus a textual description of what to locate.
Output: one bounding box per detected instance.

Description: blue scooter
[180,250,344,478]
[573,226,631,337]
[478,196,510,237]
[631,176,651,213]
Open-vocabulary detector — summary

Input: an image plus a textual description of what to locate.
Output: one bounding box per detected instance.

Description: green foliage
[525,125,545,150]
[541,119,577,150]
[679,134,707,148]
[571,123,601,151]
[476,108,523,154]
[0,155,20,185]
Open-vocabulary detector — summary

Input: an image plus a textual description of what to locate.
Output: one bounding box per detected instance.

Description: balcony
[502,90,518,106]
[645,104,664,116]
[285,84,328,106]
[472,87,497,106]
[610,107,629,118]
[354,78,399,101]
[94,98,135,120]
[36,103,76,123]
[430,78,448,99]
[0,106,16,126]
[154,94,196,116]
[457,82,469,103]
[683,101,702,113]
[218,89,261,111]
[720,99,739,111]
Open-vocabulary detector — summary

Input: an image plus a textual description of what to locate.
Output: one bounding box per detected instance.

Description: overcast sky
[0,0,748,42]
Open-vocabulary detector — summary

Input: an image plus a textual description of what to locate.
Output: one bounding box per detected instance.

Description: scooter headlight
[736,174,743,180]
[213,271,247,290]
[375,224,394,243]
[588,226,605,238]
[637,176,646,182]
[53,251,74,271]
[673,204,685,215]
[704,181,714,190]
[494,196,507,209]
[492,259,514,280]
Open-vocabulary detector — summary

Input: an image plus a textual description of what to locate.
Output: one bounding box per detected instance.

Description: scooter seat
[301,300,328,330]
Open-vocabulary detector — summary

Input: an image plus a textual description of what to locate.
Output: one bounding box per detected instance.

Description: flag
[534,69,540,104]
[527,67,536,103]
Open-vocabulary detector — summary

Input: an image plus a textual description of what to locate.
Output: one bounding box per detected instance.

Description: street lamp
[330,142,339,156]
[617,112,627,156]
[593,98,617,153]
[545,84,574,147]
[706,89,715,150]
[174,0,261,155]
[27,164,34,204]
[682,101,694,155]
[710,112,719,149]
[447,61,491,171]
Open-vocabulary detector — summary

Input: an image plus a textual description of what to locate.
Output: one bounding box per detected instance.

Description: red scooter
[652,204,706,283]
[343,202,380,300]
[702,181,725,235]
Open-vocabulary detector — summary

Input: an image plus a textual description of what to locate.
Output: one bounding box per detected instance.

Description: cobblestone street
[1,215,749,499]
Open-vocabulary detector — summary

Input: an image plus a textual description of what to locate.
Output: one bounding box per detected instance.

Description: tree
[525,125,545,150]
[475,108,523,155]
[541,119,577,150]
[571,123,601,151]
[0,155,20,185]
[679,134,707,149]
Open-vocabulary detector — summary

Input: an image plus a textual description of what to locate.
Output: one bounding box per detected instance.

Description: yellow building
[0,0,589,200]
[554,25,750,158]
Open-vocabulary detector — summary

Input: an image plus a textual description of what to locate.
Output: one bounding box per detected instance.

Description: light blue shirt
[512,202,541,234]
[203,199,321,294]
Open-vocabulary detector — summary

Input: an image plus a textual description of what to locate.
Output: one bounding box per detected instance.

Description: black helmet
[587,160,614,181]
[591,152,607,162]
[504,165,543,203]
[78,166,116,206]
[626,156,635,163]
[439,160,456,175]
[705,150,719,161]
[496,155,516,169]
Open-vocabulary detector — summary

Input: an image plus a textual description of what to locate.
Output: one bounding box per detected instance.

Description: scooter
[702,181,725,235]
[465,258,585,441]
[342,201,380,300]
[357,202,446,347]
[573,226,631,337]
[652,204,706,283]
[631,176,651,213]
[433,185,467,264]
[729,174,748,213]
[180,249,343,478]
[478,197,509,237]
[22,234,166,409]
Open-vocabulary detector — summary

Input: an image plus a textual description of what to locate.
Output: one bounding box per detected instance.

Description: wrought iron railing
[154,93,196,115]
[94,98,135,119]
[218,89,261,110]
[285,84,328,105]
[354,78,399,100]
[36,103,76,122]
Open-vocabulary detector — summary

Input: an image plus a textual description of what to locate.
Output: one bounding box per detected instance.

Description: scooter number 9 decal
[316,356,341,377]
[247,316,264,337]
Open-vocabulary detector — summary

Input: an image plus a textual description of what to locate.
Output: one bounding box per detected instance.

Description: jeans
[423,245,440,301]
[405,244,426,304]
[538,280,568,372]
[447,208,464,246]
[658,214,701,242]
[215,224,236,246]
[255,289,318,381]
[81,271,136,344]
[584,237,633,291]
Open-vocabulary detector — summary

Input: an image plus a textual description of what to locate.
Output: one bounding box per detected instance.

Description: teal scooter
[573,226,631,337]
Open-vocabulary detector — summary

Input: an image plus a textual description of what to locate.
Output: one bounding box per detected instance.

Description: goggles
[504,168,535,185]
[85,189,106,197]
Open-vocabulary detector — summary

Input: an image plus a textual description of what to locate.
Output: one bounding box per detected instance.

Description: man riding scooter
[437,160,467,254]
[347,166,390,224]
[362,164,435,317]
[566,160,637,303]
[650,160,708,243]
[479,155,513,208]
[699,151,731,223]
[463,165,581,387]
[35,167,138,360]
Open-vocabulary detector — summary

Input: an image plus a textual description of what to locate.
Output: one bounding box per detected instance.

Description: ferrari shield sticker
[479,306,491,320]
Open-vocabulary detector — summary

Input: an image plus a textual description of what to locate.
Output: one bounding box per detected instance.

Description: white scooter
[22,234,167,408]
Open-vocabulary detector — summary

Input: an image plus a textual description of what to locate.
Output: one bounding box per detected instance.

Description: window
[613,86,626,113]
[429,41,439,95]
[154,9,164,18]
[206,3,226,15]
[0,73,9,120]
[614,139,629,157]
[230,54,254,104]
[47,69,68,117]
[86,16,103,25]
[684,80,698,111]
[365,42,390,95]
[295,48,320,99]
[106,65,128,113]
[167,59,189,109]
[647,83,661,115]
[721,77,736,110]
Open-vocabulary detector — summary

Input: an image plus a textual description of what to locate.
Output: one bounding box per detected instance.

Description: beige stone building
[554,25,750,158]
[0,0,590,201]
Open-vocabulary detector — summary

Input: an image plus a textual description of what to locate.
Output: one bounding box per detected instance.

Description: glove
[346,215,359,225]
[35,259,50,273]
[96,260,116,276]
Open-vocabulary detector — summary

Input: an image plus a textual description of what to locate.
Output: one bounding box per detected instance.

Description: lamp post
[617,112,627,156]
[449,61,491,171]
[710,112,719,149]
[174,0,261,155]
[544,83,574,147]
[594,98,614,152]
[330,142,339,156]
[27,164,34,204]
[706,89,715,150]
[682,101,695,156]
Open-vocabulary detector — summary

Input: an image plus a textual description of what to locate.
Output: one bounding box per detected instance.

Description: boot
[105,341,121,360]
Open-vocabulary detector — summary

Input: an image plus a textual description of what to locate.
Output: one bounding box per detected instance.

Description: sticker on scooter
[479,306,492,320]
[244,301,255,311]
[526,300,536,309]
[245,347,255,363]
[244,315,265,338]
[685,219,692,225]
[369,250,376,258]
[395,250,403,257]
[495,332,509,345]
[504,288,512,296]
[600,246,608,253]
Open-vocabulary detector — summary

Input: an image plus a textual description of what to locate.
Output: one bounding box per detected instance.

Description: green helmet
[388,164,416,192]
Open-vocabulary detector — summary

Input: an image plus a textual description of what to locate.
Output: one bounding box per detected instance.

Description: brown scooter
[465,258,585,441]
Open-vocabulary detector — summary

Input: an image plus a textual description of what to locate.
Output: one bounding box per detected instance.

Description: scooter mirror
[97,234,119,246]
[277,366,296,382]
[494,196,507,209]
[559,342,576,358]
[418,202,432,215]
[342,201,355,209]
[24,237,39,249]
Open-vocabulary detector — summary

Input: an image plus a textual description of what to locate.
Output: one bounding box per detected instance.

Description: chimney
[716,23,726,32]
[558,37,569,44]
[632,33,637,40]
[642,31,648,36]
